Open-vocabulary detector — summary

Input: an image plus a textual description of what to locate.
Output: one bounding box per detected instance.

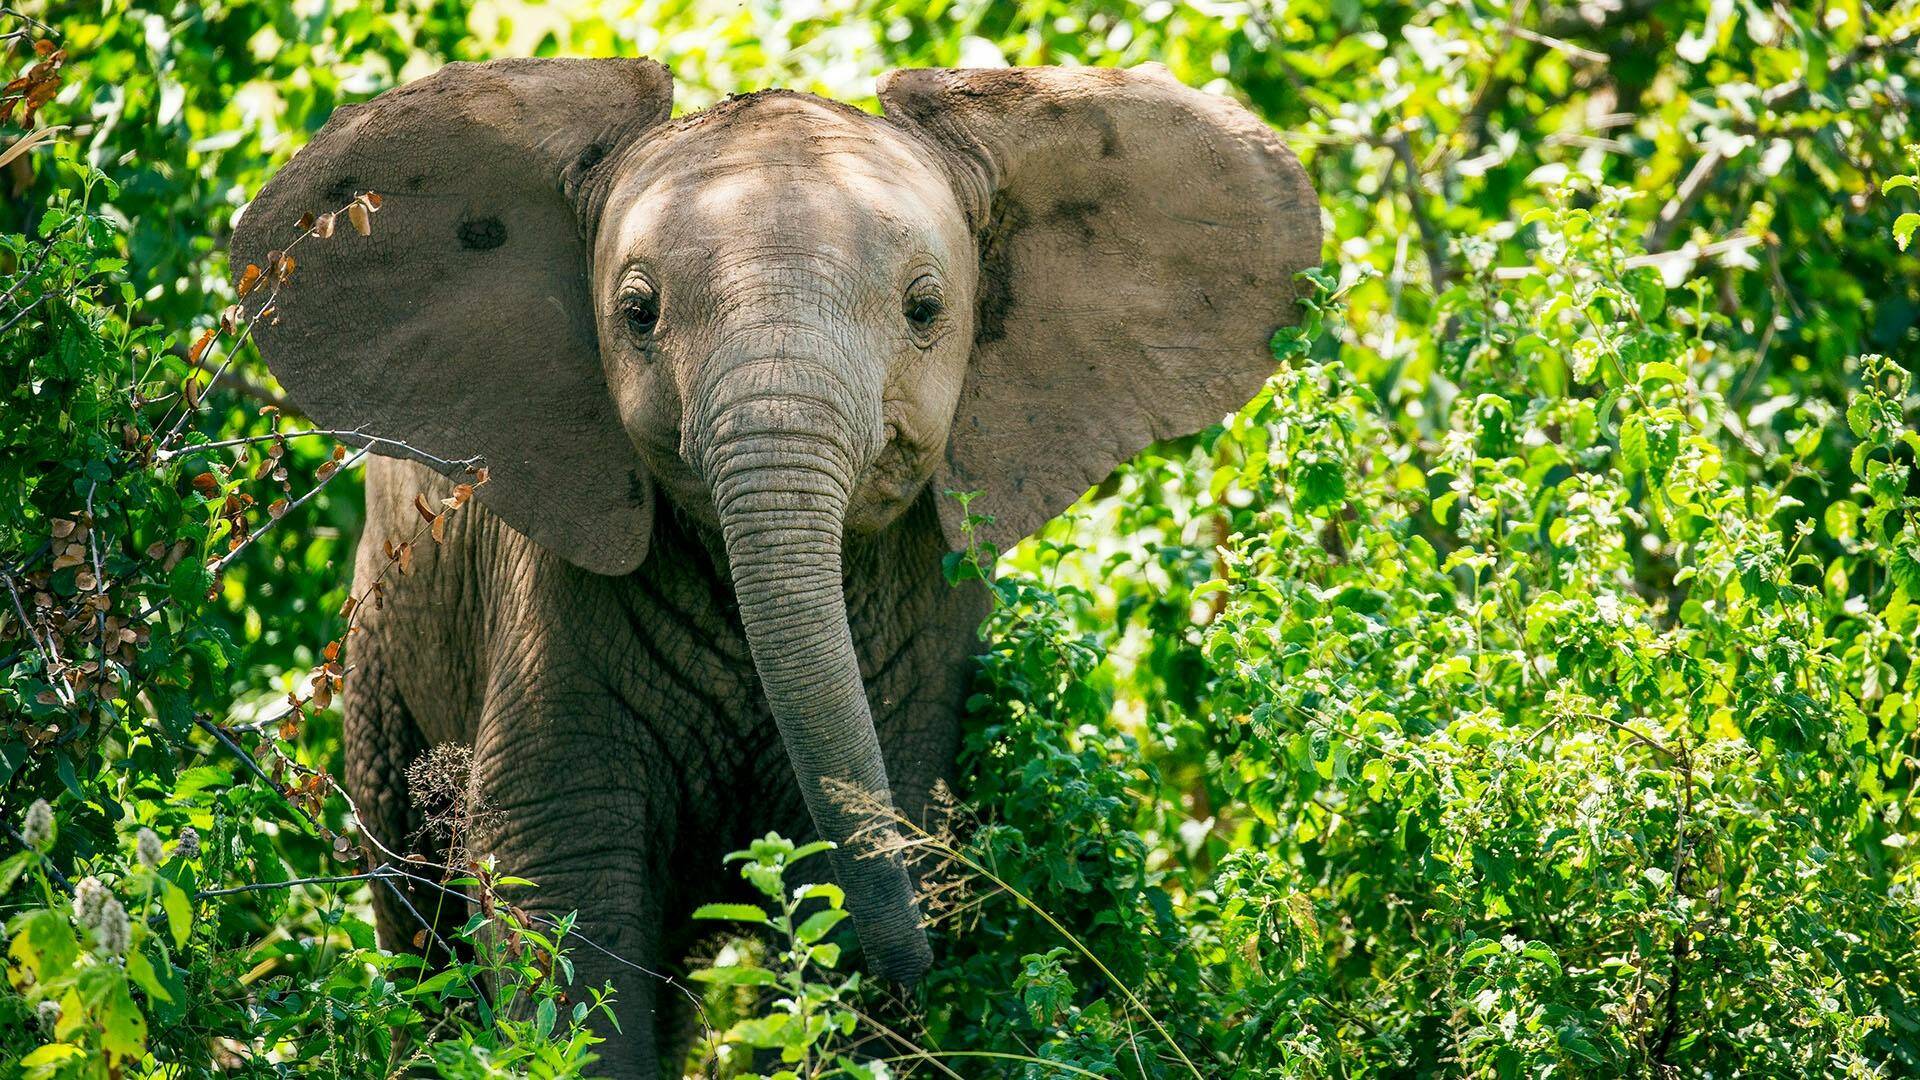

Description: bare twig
[197,870,399,899]
[208,446,369,578]
[1499,22,1609,64]
[1388,132,1452,292]
[3,570,72,705]
[1645,147,1726,251]
[157,428,482,475]
[0,289,49,335]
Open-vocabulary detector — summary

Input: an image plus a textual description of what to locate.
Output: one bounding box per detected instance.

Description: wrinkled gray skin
[234,58,1317,1077]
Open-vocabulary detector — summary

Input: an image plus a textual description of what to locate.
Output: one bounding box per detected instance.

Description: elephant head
[232,58,1319,983]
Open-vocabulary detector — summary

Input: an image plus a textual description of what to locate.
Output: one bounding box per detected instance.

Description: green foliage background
[3,0,1919,1075]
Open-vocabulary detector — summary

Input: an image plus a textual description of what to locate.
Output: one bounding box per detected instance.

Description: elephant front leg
[471,702,687,1080]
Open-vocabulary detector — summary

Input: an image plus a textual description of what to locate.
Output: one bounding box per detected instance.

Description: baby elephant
[233,58,1317,1075]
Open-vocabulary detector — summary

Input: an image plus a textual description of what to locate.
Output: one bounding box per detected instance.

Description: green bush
[3,0,1917,1077]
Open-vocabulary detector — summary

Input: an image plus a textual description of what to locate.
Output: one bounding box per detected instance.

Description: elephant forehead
[603,95,961,259]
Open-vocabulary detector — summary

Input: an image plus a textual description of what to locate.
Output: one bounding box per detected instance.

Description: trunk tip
[868,932,934,985]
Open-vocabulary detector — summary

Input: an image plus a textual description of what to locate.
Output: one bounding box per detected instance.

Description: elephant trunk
[701,389,930,984]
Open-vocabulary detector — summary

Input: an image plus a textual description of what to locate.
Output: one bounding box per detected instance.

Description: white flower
[135,827,163,868]
[93,896,130,957]
[72,876,110,929]
[21,799,53,849]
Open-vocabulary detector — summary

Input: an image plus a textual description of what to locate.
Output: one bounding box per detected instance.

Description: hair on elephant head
[232,57,1319,985]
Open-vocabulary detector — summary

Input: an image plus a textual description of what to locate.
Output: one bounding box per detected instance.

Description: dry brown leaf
[51,518,75,538]
[348,201,371,236]
[314,212,335,239]
[236,264,263,297]
[188,328,216,365]
[412,493,437,523]
[316,460,338,481]
[191,472,219,494]
[268,498,290,519]
[431,513,448,544]
[274,254,296,284]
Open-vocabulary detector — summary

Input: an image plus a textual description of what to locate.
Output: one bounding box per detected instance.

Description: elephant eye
[620,286,660,339]
[904,277,943,335]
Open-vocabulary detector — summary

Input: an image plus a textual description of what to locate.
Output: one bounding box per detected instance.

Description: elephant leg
[472,696,686,1080]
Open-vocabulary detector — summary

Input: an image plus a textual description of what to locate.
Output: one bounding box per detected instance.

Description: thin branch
[208,446,369,578]
[3,570,72,705]
[1388,132,1453,293]
[1759,25,1919,109]
[197,870,397,899]
[0,289,49,335]
[1645,147,1726,251]
[1499,22,1610,64]
[157,428,482,475]
[1,822,69,888]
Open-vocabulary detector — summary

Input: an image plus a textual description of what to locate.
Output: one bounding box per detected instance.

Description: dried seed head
[21,799,52,849]
[174,826,201,861]
[36,999,60,1031]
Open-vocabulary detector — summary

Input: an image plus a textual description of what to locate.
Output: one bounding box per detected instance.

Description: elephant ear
[878,64,1320,552]
[232,58,674,576]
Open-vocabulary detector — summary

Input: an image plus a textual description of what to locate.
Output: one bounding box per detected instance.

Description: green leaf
[127,946,173,1004]
[1895,212,1920,251]
[161,880,192,950]
[1891,543,1920,598]
[1620,415,1650,473]
[795,907,848,945]
[1294,457,1347,512]
[690,965,779,986]
[691,902,770,925]
[535,996,556,1038]
[1638,361,1686,389]
[19,1045,85,1068]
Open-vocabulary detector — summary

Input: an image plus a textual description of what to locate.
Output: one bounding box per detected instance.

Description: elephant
[231,57,1318,1076]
